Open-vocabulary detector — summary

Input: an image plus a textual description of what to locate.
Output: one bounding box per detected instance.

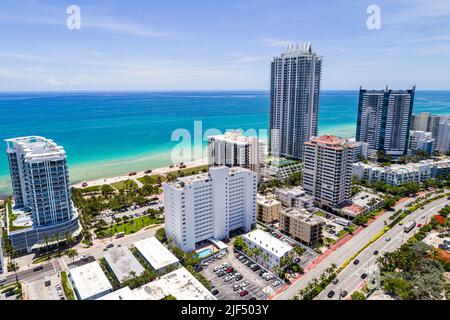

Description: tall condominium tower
[411,112,442,138]
[207,131,265,180]
[5,136,79,252]
[269,42,322,160]
[436,120,450,153]
[355,86,415,158]
[163,166,257,252]
[303,135,356,210]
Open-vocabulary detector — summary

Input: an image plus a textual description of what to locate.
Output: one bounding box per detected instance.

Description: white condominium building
[436,120,450,153]
[303,135,356,210]
[411,112,445,139]
[408,131,435,155]
[163,166,257,252]
[243,229,293,270]
[353,161,433,186]
[207,131,265,179]
[274,186,314,211]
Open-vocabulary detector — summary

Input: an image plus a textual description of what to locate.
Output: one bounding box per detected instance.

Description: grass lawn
[337,230,349,238]
[137,175,165,185]
[78,185,101,193]
[95,215,162,238]
[111,180,138,191]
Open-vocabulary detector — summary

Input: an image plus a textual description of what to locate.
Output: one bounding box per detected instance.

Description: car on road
[106,243,114,249]
[33,266,44,272]
[385,237,391,241]
[361,273,368,279]
[399,221,404,225]
[332,278,339,285]
[340,290,348,298]
[373,250,379,255]
[353,259,360,265]
[327,290,335,298]
[417,224,422,228]
[240,290,249,297]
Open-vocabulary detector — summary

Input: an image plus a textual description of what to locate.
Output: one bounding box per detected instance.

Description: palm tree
[55,233,62,257]
[42,235,52,260]
[64,231,75,248]
[64,249,79,263]
[7,261,19,284]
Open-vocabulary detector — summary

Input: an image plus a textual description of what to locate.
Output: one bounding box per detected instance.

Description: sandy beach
[71,157,208,189]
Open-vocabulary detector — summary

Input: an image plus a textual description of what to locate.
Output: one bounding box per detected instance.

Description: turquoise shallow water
[0,90,449,195]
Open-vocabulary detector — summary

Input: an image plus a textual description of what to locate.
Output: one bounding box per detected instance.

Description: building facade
[269,42,322,160]
[279,208,324,246]
[242,229,293,270]
[356,86,415,158]
[274,186,314,212]
[408,131,435,155]
[411,112,443,139]
[5,136,80,252]
[436,120,450,153]
[207,132,264,180]
[256,195,282,224]
[163,166,257,252]
[303,135,356,210]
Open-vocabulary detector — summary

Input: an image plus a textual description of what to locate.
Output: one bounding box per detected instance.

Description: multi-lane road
[316,196,449,300]
[272,194,444,300]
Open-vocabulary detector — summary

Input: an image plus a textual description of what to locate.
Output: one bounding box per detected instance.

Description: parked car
[240,290,249,297]
[361,273,368,279]
[224,276,233,282]
[242,280,250,286]
[226,267,234,273]
[213,266,222,272]
[417,224,423,228]
[327,290,335,298]
[341,290,348,298]
[233,284,242,291]
[235,275,243,281]
[332,278,339,285]
[249,297,257,300]
[272,280,281,286]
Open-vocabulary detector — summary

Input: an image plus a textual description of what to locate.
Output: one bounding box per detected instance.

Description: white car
[242,280,250,286]
[272,280,281,286]
[224,276,233,282]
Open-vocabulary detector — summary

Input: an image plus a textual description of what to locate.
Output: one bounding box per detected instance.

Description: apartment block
[256,194,282,224]
[279,208,324,246]
[163,166,257,252]
[303,135,356,210]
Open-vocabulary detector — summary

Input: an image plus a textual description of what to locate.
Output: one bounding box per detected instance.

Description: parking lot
[98,201,163,224]
[23,274,65,300]
[201,251,282,300]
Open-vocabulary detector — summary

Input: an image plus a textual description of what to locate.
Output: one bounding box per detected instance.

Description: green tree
[64,248,79,263]
[351,291,366,300]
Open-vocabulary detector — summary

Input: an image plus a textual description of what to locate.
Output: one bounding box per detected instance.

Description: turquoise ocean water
[0,90,449,195]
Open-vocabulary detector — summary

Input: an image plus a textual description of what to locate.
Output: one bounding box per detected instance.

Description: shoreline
[71,157,208,189]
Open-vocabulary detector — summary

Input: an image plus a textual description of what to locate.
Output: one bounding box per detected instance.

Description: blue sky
[0,0,449,91]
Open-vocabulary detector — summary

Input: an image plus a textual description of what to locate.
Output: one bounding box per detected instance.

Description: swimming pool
[197,248,213,259]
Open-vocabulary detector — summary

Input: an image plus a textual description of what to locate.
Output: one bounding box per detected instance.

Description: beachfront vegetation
[138,175,165,185]
[95,215,162,238]
[166,165,209,182]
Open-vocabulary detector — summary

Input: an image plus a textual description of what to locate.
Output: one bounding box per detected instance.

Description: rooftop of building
[351,191,381,209]
[133,237,179,271]
[354,161,433,172]
[5,136,66,159]
[165,166,254,189]
[103,246,145,283]
[208,131,258,145]
[257,194,281,207]
[243,229,293,258]
[305,135,355,150]
[98,267,216,300]
[69,261,112,300]
[282,208,324,226]
[275,186,307,197]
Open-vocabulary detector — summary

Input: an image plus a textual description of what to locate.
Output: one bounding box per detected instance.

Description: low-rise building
[265,158,302,180]
[103,246,145,283]
[274,186,314,211]
[133,237,179,274]
[353,161,433,186]
[256,194,282,224]
[242,229,293,270]
[341,191,383,218]
[69,261,112,300]
[408,131,435,155]
[279,208,324,246]
[98,267,216,300]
